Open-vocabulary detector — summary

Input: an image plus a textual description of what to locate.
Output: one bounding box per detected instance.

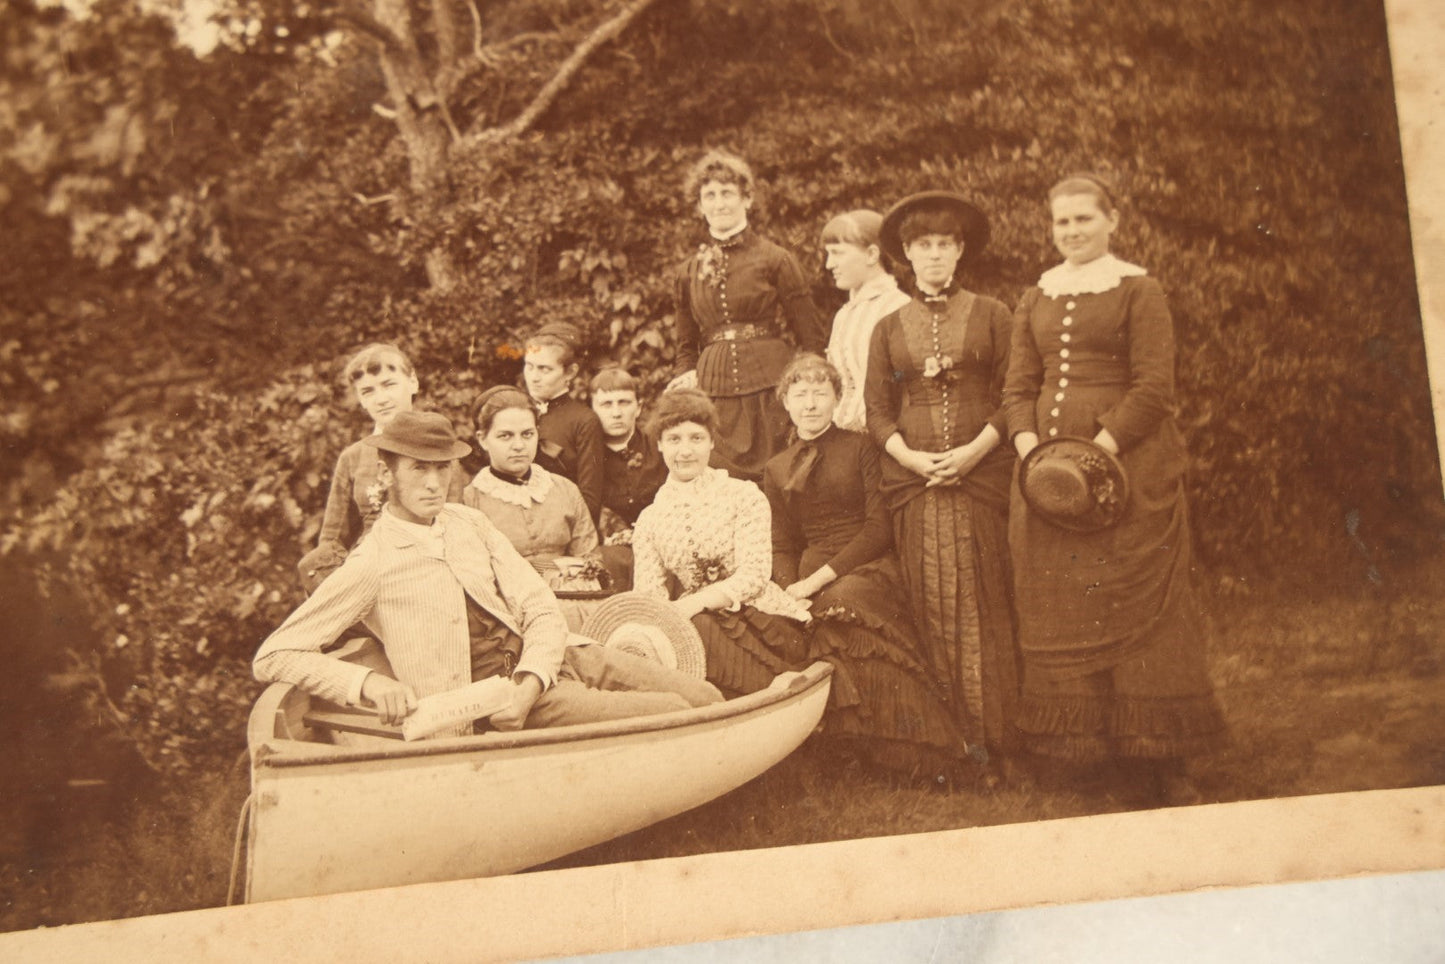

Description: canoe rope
[226,794,253,906]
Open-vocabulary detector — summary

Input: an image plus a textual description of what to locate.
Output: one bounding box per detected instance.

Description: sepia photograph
[0,0,1442,956]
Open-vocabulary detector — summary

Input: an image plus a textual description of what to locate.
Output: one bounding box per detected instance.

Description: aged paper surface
[2,0,1443,959]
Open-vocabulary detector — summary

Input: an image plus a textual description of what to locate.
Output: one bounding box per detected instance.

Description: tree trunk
[373,0,459,291]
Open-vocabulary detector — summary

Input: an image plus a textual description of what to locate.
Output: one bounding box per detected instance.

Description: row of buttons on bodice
[1045,298,1078,438]
[716,248,744,391]
[927,303,956,448]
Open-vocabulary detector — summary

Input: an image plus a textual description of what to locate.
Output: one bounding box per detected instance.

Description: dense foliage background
[0,0,1438,777]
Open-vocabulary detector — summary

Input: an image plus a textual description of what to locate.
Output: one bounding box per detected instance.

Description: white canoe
[243,660,833,902]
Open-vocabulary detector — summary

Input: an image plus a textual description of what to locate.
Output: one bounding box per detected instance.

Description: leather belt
[708,323,770,344]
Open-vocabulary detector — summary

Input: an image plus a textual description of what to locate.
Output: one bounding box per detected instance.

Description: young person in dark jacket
[590,367,667,589]
[522,323,605,524]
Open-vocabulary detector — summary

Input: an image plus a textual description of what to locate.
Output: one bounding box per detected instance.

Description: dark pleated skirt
[710,390,793,483]
[893,487,1020,758]
[807,556,967,777]
[693,606,809,698]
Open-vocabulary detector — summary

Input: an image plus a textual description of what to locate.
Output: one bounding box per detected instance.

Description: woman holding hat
[863,191,1020,773]
[1003,174,1225,803]
[463,386,607,631]
[667,149,827,481]
[631,388,812,697]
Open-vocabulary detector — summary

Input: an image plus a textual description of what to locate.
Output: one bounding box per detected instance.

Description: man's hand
[360,674,418,726]
[487,673,545,731]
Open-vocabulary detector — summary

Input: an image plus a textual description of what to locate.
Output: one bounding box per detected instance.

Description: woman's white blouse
[632,467,809,621]
[826,273,912,432]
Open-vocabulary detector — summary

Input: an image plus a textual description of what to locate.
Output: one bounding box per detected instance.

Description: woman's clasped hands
[894,441,987,487]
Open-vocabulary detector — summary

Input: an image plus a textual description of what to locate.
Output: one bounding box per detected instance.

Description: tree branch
[467,0,484,60]
[432,0,461,70]
[462,0,664,147]
[439,30,557,98]
[328,7,409,56]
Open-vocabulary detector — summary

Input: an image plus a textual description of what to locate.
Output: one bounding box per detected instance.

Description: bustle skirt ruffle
[1014,571,1228,761]
[693,606,809,697]
[806,554,968,777]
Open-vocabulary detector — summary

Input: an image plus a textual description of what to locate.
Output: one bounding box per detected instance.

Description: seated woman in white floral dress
[630,389,812,697]
[463,386,607,630]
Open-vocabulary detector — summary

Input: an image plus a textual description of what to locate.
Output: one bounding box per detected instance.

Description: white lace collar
[467,464,555,508]
[1038,253,1147,298]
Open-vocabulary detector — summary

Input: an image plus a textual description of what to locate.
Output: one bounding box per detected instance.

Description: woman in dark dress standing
[668,150,827,481]
[864,191,1020,772]
[765,354,964,781]
[1003,174,1225,804]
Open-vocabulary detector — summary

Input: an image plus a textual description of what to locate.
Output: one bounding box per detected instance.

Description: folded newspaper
[401,676,515,741]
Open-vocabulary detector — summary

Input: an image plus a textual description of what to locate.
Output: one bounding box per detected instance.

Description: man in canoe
[253,410,722,737]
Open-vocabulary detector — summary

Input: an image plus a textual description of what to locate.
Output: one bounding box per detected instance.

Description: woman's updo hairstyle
[646,388,718,442]
[1048,172,1118,216]
[896,202,968,248]
[475,385,538,436]
[344,342,414,384]
[684,149,755,201]
[776,352,842,402]
[526,322,582,369]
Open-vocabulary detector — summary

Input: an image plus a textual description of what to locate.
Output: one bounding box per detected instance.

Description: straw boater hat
[878,190,990,267]
[1019,437,1130,533]
[580,592,708,679]
[364,410,471,461]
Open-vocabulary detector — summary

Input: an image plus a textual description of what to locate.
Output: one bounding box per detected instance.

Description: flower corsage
[690,554,729,587]
[922,355,956,378]
[694,244,725,288]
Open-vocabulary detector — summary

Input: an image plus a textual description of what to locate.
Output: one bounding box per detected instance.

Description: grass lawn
[3,552,1442,931]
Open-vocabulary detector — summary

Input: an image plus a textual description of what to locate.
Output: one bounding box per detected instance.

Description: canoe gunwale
[250,661,834,770]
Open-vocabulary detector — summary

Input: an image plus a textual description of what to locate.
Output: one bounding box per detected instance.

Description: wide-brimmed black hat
[879,191,990,266]
[364,410,471,461]
[1019,436,1129,533]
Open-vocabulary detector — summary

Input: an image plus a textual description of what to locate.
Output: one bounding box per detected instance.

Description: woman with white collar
[463,386,606,630]
[820,209,912,433]
[1004,174,1225,804]
[631,388,812,697]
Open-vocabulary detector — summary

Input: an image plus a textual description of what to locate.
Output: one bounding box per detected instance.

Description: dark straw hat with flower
[1019,436,1129,533]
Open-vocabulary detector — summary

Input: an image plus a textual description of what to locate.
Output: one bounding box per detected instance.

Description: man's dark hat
[1019,436,1129,533]
[879,191,990,266]
[364,410,471,461]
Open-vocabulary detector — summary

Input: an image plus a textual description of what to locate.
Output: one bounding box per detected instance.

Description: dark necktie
[781,440,821,495]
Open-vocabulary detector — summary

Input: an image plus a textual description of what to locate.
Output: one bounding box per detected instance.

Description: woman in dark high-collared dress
[1003,173,1226,804]
[864,191,1021,771]
[764,354,964,781]
[667,149,827,481]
